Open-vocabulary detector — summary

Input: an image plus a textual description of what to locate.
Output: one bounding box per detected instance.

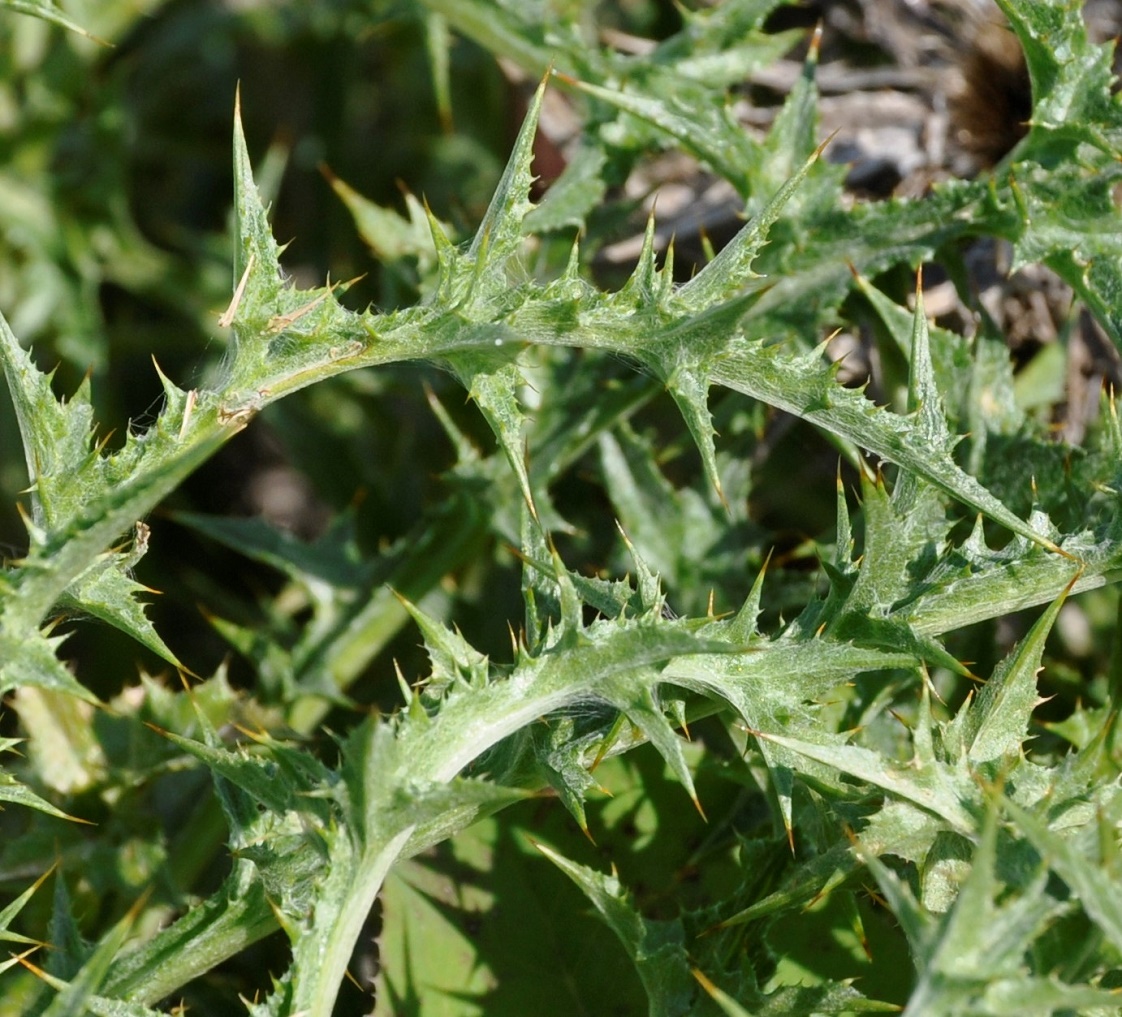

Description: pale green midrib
[95,629,786,1003]
[8,299,1111,650]
[298,828,415,1017]
[101,874,277,1004]
[7,273,1112,684]
[249,303,1048,554]
[909,563,1121,637]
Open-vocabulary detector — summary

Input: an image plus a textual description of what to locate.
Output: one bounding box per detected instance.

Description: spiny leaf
[722,554,768,645]
[0,865,54,948]
[535,841,696,1016]
[0,322,228,631]
[231,86,284,291]
[56,523,182,669]
[327,168,447,298]
[666,363,727,509]
[979,976,1122,1016]
[679,143,825,309]
[329,171,445,264]
[225,95,1059,566]
[566,73,759,198]
[39,892,149,1017]
[450,350,538,518]
[60,998,172,1017]
[963,578,1072,765]
[0,763,89,821]
[173,509,369,590]
[882,798,1064,1017]
[716,801,945,931]
[823,468,972,678]
[1009,161,1122,346]
[995,0,1120,157]
[597,675,701,814]
[397,594,490,697]
[100,870,277,1006]
[519,504,557,651]
[398,617,738,790]
[395,776,537,857]
[618,523,667,618]
[462,75,544,305]
[420,0,573,79]
[46,872,86,984]
[154,725,329,821]
[906,281,946,440]
[666,637,922,839]
[525,718,601,833]
[1003,794,1122,957]
[754,23,824,186]
[756,728,976,835]
[703,340,1058,553]
[0,313,97,533]
[524,141,608,233]
[854,272,971,427]
[0,629,98,705]
[422,9,452,131]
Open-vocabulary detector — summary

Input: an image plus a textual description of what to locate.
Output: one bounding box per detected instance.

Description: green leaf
[678,145,822,309]
[995,0,1120,158]
[56,523,182,669]
[462,77,543,302]
[0,865,54,949]
[859,796,1072,1016]
[374,812,648,1016]
[524,143,608,233]
[536,841,696,1017]
[326,169,447,284]
[980,976,1122,1016]
[854,273,972,427]
[963,579,1070,766]
[596,674,701,814]
[0,309,228,633]
[757,728,976,836]
[0,0,103,42]
[39,893,145,1017]
[0,629,99,704]
[666,634,920,835]
[66,999,172,1017]
[100,871,277,1006]
[1003,795,1122,957]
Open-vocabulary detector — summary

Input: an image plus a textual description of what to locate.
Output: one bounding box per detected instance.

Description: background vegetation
[3,0,1122,1014]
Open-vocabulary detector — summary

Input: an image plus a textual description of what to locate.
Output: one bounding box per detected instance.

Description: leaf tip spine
[809,21,823,59]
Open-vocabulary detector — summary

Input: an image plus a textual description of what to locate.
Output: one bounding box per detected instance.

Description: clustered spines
[230,89,286,305]
[0,317,99,533]
[0,310,230,657]
[395,593,490,710]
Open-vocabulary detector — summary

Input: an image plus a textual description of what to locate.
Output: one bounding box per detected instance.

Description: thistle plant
[4,0,1122,1014]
